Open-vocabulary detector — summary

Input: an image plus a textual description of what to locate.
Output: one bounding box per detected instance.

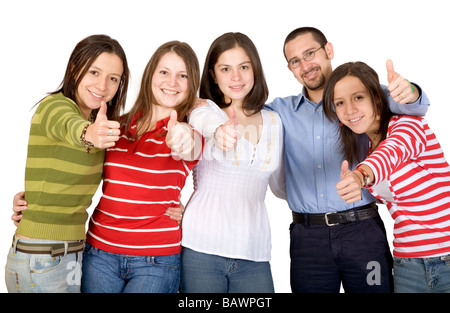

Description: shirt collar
[293,87,322,111]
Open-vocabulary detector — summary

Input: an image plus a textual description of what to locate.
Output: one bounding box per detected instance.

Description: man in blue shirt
[265,27,429,293]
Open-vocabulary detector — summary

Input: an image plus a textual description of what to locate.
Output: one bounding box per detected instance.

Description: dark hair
[49,34,129,121]
[283,27,328,61]
[322,61,394,165]
[200,32,268,115]
[123,40,200,139]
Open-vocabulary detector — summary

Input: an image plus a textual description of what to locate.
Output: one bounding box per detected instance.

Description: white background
[1,0,449,293]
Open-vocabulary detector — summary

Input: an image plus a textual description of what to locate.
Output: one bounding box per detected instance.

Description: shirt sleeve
[188,99,229,140]
[383,83,430,116]
[361,116,427,185]
[35,95,87,147]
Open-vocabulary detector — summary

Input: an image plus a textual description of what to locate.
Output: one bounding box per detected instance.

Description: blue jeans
[393,255,450,293]
[5,238,82,293]
[81,243,180,293]
[180,247,274,293]
[290,215,393,293]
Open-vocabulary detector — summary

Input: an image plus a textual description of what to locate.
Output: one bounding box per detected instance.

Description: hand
[166,110,195,159]
[214,106,238,152]
[85,101,121,149]
[386,59,419,105]
[336,160,363,204]
[12,191,27,226]
[165,195,185,225]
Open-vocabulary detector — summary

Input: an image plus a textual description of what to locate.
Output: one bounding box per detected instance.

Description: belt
[12,237,85,257]
[292,202,378,226]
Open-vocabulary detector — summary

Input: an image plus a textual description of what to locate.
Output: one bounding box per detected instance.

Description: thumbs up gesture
[166,110,196,160]
[214,106,238,152]
[336,160,363,204]
[386,59,419,104]
[84,101,121,149]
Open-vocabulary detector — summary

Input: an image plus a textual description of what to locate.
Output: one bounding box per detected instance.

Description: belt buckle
[324,212,338,226]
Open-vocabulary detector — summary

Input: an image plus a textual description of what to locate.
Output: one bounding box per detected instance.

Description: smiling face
[211,46,254,106]
[75,52,123,119]
[151,51,189,114]
[333,75,380,138]
[284,32,333,95]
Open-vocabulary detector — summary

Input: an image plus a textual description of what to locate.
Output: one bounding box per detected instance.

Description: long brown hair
[322,61,394,165]
[50,34,129,121]
[200,32,268,115]
[123,41,200,139]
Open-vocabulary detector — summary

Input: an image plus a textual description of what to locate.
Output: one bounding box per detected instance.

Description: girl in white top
[181,32,285,293]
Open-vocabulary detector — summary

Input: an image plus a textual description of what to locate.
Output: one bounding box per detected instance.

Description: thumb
[228,106,237,127]
[96,101,108,122]
[168,110,178,133]
[386,59,395,83]
[340,160,350,179]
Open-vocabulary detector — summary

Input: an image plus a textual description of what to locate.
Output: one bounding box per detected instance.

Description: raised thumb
[168,110,178,132]
[96,101,108,122]
[228,106,237,126]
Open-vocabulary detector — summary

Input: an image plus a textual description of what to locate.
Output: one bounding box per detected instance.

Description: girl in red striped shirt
[323,61,450,293]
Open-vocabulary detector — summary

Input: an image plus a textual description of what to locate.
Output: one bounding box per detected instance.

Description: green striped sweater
[17,93,105,241]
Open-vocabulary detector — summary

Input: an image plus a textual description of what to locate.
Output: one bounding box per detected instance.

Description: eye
[89,70,99,76]
[334,100,343,107]
[180,74,188,79]
[289,58,300,67]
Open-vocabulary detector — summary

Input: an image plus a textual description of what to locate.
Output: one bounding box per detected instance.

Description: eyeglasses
[287,46,323,69]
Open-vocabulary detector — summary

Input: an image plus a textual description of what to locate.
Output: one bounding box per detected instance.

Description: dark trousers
[289,215,393,293]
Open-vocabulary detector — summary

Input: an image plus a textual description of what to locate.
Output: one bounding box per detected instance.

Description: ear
[324,42,334,61]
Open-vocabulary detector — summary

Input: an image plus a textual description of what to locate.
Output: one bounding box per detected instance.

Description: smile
[89,90,104,99]
[349,116,364,123]
[162,89,178,95]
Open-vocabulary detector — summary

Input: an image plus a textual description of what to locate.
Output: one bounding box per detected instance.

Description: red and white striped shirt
[362,115,450,258]
[86,114,198,256]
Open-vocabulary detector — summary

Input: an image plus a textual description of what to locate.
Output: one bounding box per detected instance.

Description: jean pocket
[30,254,63,273]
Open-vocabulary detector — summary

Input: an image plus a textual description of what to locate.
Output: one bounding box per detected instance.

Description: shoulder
[38,93,79,113]
[262,109,282,125]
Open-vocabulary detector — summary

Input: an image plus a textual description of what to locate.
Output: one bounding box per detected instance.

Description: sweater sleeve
[361,116,427,185]
[34,94,88,147]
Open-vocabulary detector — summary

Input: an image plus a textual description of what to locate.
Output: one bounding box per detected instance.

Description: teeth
[90,91,103,98]
[349,116,363,122]
[163,89,177,95]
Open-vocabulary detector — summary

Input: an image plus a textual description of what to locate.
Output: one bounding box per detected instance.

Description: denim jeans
[180,247,274,293]
[290,215,393,293]
[393,255,450,293]
[81,243,180,293]
[5,238,82,293]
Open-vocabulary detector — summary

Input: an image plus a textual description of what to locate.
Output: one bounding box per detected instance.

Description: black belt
[292,202,378,226]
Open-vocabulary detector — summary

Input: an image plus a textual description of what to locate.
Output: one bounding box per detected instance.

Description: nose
[231,69,241,81]
[345,102,358,115]
[95,76,107,91]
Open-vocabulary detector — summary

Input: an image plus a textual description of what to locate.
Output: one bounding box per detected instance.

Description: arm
[385,59,430,116]
[188,100,238,151]
[336,117,427,203]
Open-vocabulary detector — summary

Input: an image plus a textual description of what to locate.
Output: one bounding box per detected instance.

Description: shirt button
[317,165,322,169]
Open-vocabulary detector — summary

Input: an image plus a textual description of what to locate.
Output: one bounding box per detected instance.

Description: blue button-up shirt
[265,85,429,213]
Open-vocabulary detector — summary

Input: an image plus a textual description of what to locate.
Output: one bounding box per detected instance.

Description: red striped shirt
[362,116,450,258]
[86,115,197,256]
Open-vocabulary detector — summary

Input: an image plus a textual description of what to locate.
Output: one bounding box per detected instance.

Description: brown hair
[50,34,129,121]
[123,40,200,139]
[200,32,268,115]
[322,61,393,165]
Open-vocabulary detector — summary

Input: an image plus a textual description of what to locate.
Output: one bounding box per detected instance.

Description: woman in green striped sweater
[5,34,130,293]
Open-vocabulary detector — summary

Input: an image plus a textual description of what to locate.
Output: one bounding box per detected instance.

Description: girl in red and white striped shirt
[82,41,202,293]
[323,61,450,292]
